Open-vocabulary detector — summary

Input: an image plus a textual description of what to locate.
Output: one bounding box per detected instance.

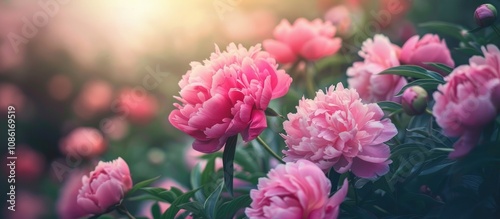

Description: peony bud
[474,4,497,27]
[402,86,428,116]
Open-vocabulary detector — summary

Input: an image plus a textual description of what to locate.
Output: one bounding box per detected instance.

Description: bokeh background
[0,0,498,218]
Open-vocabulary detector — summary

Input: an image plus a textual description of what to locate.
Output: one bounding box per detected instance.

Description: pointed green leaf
[152,202,161,219]
[395,78,443,96]
[423,62,454,74]
[419,21,466,41]
[177,202,206,217]
[141,187,178,203]
[377,101,402,113]
[216,194,252,219]
[264,107,284,118]
[379,65,444,82]
[128,176,161,196]
[223,135,238,196]
[162,188,200,219]
[191,164,205,203]
[204,182,224,219]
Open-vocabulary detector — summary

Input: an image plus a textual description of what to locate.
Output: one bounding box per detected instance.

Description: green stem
[256,136,285,164]
[117,205,136,219]
[348,173,358,205]
[491,25,500,38]
[305,62,317,98]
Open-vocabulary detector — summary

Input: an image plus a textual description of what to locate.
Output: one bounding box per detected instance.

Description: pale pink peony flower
[400,34,455,72]
[77,157,133,215]
[282,83,397,178]
[245,160,349,219]
[347,34,407,103]
[60,127,107,159]
[433,45,500,159]
[169,43,292,153]
[263,18,342,64]
[57,171,90,219]
[118,88,159,125]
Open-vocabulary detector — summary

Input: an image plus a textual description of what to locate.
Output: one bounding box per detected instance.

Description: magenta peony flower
[57,171,90,219]
[245,160,348,219]
[282,83,397,178]
[77,157,133,215]
[400,34,455,72]
[347,34,407,103]
[263,18,342,64]
[59,127,107,159]
[433,45,500,159]
[169,43,292,153]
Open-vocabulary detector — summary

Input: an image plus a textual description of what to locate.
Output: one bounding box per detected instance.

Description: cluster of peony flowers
[347,34,454,103]
[263,18,342,64]
[433,44,500,159]
[282,83,397,178]
[169,43,292,153]
[245,160,348,219]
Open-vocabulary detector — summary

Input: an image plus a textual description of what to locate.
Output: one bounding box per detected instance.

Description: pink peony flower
[347,34,407,103]
[400,34,455,72]
[60,127,107,159]
[77,157,133,215]
[282,83,397,178]
[245,160,349,219]
[118,88,159,125]
[433,45,500,159]
[57,171,90,219]
[169,43,292,153]
[263,18,342,64]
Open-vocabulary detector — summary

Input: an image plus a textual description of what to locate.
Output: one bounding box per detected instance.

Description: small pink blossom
[282,83,397,178]
[245,160,348,219]
[347,34,407,103]
[263,18,342,64]
[59,127,107,159]
[400,34,455,72]
[169,43,292,153]
[433,45,500,159]
[77,157,132,215]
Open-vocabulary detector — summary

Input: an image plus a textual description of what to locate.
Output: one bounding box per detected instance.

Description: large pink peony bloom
[400,34,455,72]
[57,171,89,219]
[59,127,107,159]
[77,157,133,215]
[347,34,407,103]
[169,43,292,153]
[282,83,397,178]
[245,160,348,219]
[263,18,342,64]
[433,45,500,159]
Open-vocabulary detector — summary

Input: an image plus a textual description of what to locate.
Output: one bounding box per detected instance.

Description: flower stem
[305,62,317,98]
[348,173,358,205]
[117,204,136,219]
[425,108,433,116]
[256,136,285,164]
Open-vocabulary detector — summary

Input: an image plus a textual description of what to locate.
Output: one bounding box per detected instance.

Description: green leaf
[128,176,161,196]
[379,65,444,82]
[162,188,200,219]
[177,202,206,218]
[141,187,178,203]
[395,79,443,96]
[420,161,455,175]
[201,155,217,186]
[152,202,162,219]
[223,135,238,196]
[191,164,206,203]
[234,149,260,173]
[424,62,454,74]
[377,101,402,113]
[264,107,284,118]
[216,195,252,219]
[419,21,466,41]
[204,182,224,219]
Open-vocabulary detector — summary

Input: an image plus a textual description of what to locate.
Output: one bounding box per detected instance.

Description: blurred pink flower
[169,43,292,153]
[282,83,397,178]
[77,157,133,215]
[138,179,190,218]
[73,80,114,119]
[11,145,45,181]
[245,160,349,219]
[347,34,407,103]
[47,74,73,101]
[263,18,342,64]
[101,116,129,140]
[400,34,455,72]
[324,5,352,35]
[5,191,48,219]
[118,88,159,125]
[57,171,90,219]
[60,127,107,159]
[433,45,500,159]
[0,83,25,114]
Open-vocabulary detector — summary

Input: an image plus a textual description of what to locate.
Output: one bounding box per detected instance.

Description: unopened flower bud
[474,4,497,27]
[402,86,428,116]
